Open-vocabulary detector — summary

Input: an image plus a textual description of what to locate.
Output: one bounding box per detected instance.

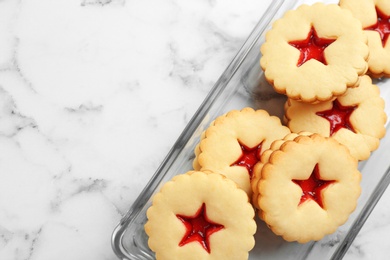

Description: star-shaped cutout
[289,27,336,67]
[315,100,357,136]
[365,7,390,47]
[230,140,262,178]
[292,164,335,208]
[176,203,224,253]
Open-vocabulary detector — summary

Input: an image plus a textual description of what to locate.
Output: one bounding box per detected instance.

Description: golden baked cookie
[145,171,256,260]
[260,3,369,103]
[284,75,387,161]
[255,133,361,243]
[193,107,291,196]
[340,0,390,77]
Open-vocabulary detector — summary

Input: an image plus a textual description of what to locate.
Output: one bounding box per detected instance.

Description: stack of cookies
[145,1,388,259]
[261,2,388,161]
[257,0,388,243]
[145,108,290,259]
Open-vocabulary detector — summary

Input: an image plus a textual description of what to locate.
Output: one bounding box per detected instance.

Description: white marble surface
[0,0,389,259]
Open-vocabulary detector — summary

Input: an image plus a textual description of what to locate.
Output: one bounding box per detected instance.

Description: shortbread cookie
[145,171,256,260]
[193,107,291,195]
[256,134,361,243]
[340,0,390,77]
[251,132,312,210]
[285,75,387,161]
[260,3,369,103]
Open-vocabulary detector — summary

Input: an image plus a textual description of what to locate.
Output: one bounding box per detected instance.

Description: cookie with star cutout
[340,0,390,78]
[255,133,361,243]
[260,2,369,103]
[193,107,291,196]
[145,171,256,260]
[284,75,387,161]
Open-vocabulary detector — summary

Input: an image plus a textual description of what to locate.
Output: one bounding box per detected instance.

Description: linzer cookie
[340,0,390,77]
[255,133,361,243]
[285,75,387,161]
[260,3,369,103]
[193,107,291,195]
[145,171,256,260]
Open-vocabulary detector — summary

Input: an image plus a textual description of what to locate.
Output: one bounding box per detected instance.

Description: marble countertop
[1,0,389,259]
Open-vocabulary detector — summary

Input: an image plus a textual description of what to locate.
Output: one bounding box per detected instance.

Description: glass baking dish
[111,0,390,259]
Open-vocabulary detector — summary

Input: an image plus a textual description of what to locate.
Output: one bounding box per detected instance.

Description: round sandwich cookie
[145,171,256,260]
[260,3,369,103]
[255,133,361,243]
[193,107,290,196]
[284,75,387,161]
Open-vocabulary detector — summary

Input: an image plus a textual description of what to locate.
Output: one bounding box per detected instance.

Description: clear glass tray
[111,0,390,259]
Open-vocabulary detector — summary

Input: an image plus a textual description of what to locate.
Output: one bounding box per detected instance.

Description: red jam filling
[176,203,224,253]
[288,27,336,67]
[365,7,390,46]
[316,100,357,136]
[230,141,262,178]
[292,164,335,208]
